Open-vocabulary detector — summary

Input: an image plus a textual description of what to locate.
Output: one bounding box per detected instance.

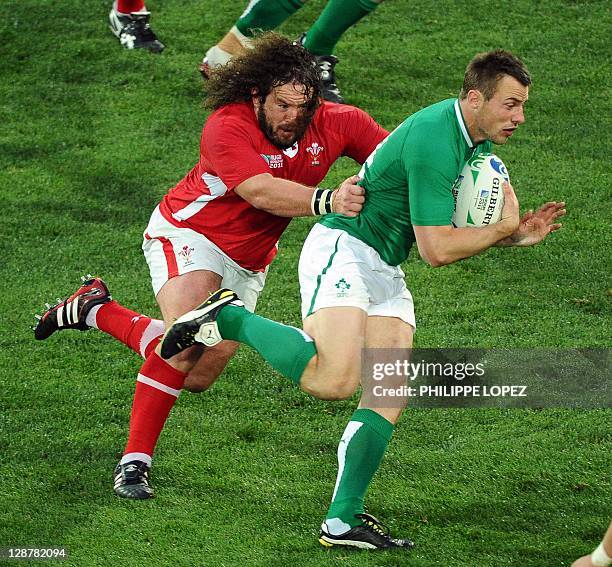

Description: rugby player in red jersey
[34,33,388,499]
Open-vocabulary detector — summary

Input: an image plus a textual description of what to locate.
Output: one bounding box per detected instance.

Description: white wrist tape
[592,542,612,567]
[311,188,334,215]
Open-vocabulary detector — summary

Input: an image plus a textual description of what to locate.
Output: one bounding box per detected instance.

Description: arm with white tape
[235,173,364,218]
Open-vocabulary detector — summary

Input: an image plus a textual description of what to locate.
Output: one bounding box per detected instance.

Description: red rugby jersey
[159,101,388,271]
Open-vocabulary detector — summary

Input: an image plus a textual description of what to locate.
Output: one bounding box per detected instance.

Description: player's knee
[303,375,359,401]
[332,379,360,400]
[320,386,356,401]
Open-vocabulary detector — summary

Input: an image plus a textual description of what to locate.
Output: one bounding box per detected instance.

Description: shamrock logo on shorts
[335,277,351,297]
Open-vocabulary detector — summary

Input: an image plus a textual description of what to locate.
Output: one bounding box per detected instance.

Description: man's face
[472,75,529,145]
[253,82,316,149]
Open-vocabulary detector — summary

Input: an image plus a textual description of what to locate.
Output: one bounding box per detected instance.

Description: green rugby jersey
[321,98,492,266]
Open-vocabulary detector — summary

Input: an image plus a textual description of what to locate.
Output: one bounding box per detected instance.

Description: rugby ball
[451,153,508,227]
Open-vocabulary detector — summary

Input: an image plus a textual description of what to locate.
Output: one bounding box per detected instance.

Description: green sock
[236,0,305,37]
[217,305,315,385]
[325,408,393,531]
[302,0,380,55]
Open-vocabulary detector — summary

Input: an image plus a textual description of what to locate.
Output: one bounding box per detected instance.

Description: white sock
[120,452,152,467]
[322,518,352,536]
[230,25,254,49]
[204,45,234,69]
[85,304,103,329]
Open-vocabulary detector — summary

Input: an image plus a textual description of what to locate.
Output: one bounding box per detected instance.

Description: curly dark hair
[205,32,322,112]
[460,49,531,101]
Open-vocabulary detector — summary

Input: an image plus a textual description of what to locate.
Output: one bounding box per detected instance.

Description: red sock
[123,352,187,461]
[95,301,164,359]
[116,0,146,14]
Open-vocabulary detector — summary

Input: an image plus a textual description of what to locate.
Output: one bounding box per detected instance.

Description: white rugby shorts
[142,206,267,312]
[299,223,415,327]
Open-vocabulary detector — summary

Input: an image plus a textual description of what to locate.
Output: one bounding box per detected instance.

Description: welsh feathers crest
[307,142,324,156]
[306,142,324,165]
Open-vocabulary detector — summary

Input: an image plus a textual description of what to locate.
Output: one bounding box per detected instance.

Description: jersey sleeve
[201,115,270,191]
[403,126,457,226]
[332,106,389,164]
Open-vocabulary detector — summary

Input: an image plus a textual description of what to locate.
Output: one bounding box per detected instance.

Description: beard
[257,106,313,150]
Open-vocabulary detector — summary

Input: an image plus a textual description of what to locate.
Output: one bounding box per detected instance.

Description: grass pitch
[0,1,610,565]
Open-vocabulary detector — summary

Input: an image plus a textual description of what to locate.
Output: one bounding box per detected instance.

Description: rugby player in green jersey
[161,49,566,550]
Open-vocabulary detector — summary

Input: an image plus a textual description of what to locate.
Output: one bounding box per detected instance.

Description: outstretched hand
[500,201,566,247]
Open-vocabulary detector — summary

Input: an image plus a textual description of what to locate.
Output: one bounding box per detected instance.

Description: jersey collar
[454,99,474,148]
